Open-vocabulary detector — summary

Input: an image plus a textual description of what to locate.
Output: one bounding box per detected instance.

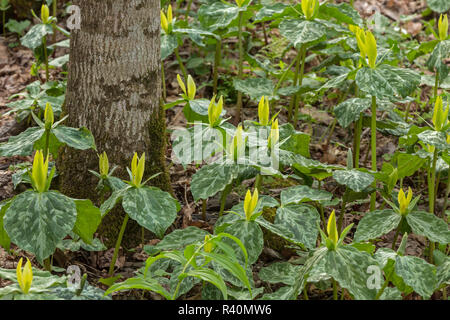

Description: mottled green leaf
[223,220,263,265]
[72,199,102,245]
[52,126,96,151]
[0,127,45,156]
[395,255,437,299]
[417,130,449,150]
[233,78,274,100]
[150,227,209,252]
[280,19,326,48]
[161,34,178,60]
[0,201,11,251]
[427,0,450,13]
[406,211,450,244]
[198,2,239,31]
[333,169,374,192]
[280,185,332,205]
[191,163,239,201]
[334,98,371,128]
[21,24,53,50]
[258,262,301,285]
[354,210,401,242]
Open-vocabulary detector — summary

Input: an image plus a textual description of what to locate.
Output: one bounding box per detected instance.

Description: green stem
[434,71,439,100]
[375,268,394,300]
[43,258,52,272]
[236,11,244,124]
[213,39,221,95]
[43,35,49,82]
[428,149,438,264]
[370,95,377,211]
[219,183,233,217]
[293,45,307,128]
[174,47,187,80]
[52,0,57,45]
[202,199,207,221]
[161,63,167,102]
[332,279,338,300]
[338,192,347,235]
[303,283,309,300]
[271,57,297,114]
[185,0,193,20]
[43,129,51,159]
[108,214,129,276]
[392,226,401,250]
[404,101,412,122]
[288,47,303,122]
[354,115,363,168]
[254,174,262,191]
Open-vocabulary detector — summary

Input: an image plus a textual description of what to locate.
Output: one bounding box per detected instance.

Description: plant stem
[375,268,394,300]
[108,214,129,276]
[219,183,233,217]
[174,47,187,80]
[293,45,307,128]
[303,283,309,300]
[185,0,193,21]
[271,57,297,114]
[43,258,52,272]
[370,95,377,211]
[202,199,207,221]
[161,63,167,102]
[404,101,412,122]
[43,129,51,159]
[354,115,363,168]
[434,71,439,100]
[213,39,221,95]
[52,0,57,45]
[254,174,262,191]
[428,148,438,264]
[43,35,50,82]
[338,193,347,235]
[236,11,244,124]
[392,227,400,250]
[332,279,338,300]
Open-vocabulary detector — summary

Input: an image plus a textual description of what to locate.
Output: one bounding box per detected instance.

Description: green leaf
[186,269,228,300]
[333,169,374,192]
[279,123,311,158]
[397,153,426,178]
[406,211,450,244]
[279,19,326,48]
[161,34,178,60]
[149,227,209,252]
[356,65,421,100]
[198,2,239,31]
[122,187,179,239]
[427,0,450,13]
[72,199,102,245]
[324,246,378,300]
[191,163,239,201]
[395,255,437,299]
[21,24,53,50]
[260,286,294,300]
[0,201,11,251]
[52,126,96,151]
[275,205,320,249]
[233,78,274,100]
[4,190,77,262]
[0,127,45,156]
[427,40,450,81]
[319,3,363,26]
[280,185,332,205]
[223,220,263,265]
[417,130,449,150]
[258,262,301,285]
[105,276,172,300]
[334,98,371,128]
[437,258,450,287]
[354,210,401,242]
[254,3,289,23]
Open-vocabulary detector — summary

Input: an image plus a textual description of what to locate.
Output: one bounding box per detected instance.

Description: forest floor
[0,0,446,299]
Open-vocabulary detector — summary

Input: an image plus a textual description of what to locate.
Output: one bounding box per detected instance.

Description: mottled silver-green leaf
[4,190,77,262]
[254,3,289,22]
[151,227,209,251]
[191,163,239,201]
[427,0,450,13]
[258,262,301,285]
[406,211,450,244]
[320,3,363,26]
[334,98,371,128]
[324,246,378,300]
[0,201,11,251]
[279,123,311,158]
[122,187,179,239]
[356,65,421,99]
[0,127,44,156]
[233,78,274,100]
[21,24,53,50]
[395,255,437,299]
[437,258,450,287]
[275,204,320,249]
[161,34,178,60]
[259,286,294,300]
[279,19,326,48]
[52,126,96,151]
[281,185,332,205]
[379,287,403,300]
[333,169,374,192]
[72,199,102,245]
[417,130,449,150]
[354,210,401,242]
[198,2,239,31]
[224,220,263,265]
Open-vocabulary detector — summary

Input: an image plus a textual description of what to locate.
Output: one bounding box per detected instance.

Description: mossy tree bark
[58,0,172,247]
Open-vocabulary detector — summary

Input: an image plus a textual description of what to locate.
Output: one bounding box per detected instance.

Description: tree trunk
[58,0,171,247]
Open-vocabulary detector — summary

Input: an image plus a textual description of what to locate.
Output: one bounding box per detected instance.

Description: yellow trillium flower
[160,5,173,34]
[432,96,449,132]
[31,150,49,193]
[301,0,319,20]
[258,96,270,126]
[327,210,338,246]
[131,152,145,187]
[228,125,244,161]
[355,28,377,69]
[244,188,259,220]
[99,152,109,178]
[438,14,448,41]
[398,187,413,215]
[16,258,33,294]
[44,102,54,130]
[41,4,50,24]
[268,119,279,147]
[204,235,213,253]
[235,0,245,8]
[208,95,223,127]
[177,74,196,100]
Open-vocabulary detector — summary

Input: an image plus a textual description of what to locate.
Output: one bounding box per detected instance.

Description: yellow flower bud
[432,96,449,132]
[31,150,49,193]
[177,74,187,96]
[228,125,244,161]
[160,10,169,34]
[327,210,338,246]
[131,152,145,187]
[268,119,279,147]
[41,4,50,24]
[16,258,33,295]
[244,188,258,220]
[167,5,173,24]
[99,152,109,178]
[235,0,245,7]
[258,96,270,126]
[302,0,319,20]
[365,31,377,69]
[355,27,367,60]
[208,95,223,127]
[187,75,196,100]
[44,102,54,130]
[438,14,448,41]
[204,235,213,253]
[398,187,413,215]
